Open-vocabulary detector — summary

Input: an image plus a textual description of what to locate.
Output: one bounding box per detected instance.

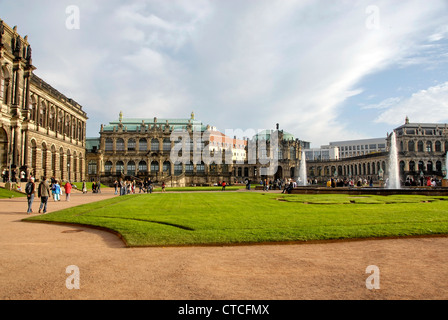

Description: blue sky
[2,0,448,147]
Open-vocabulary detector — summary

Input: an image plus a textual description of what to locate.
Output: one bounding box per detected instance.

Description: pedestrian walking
[82,180,87,194]
[64,181,72,201]
[38,177,51,214]
[52,181,61,201]
[25,177,36,214]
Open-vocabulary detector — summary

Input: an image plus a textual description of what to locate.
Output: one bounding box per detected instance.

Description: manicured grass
[24,193,448,247]
[0,187,26,199]
[152,186,244,192]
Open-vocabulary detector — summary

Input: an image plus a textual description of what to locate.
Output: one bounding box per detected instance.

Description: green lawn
[23,192,448,247]
[0,187,26,199]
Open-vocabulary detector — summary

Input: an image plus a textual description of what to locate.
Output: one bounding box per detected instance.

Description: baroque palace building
[0,20,87,182]
[307,117,448,186]
[86,112,306,186]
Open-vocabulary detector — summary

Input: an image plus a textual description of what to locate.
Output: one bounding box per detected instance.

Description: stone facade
[86,114,304,187]
[0,20,87,182]
[307,119,448,186]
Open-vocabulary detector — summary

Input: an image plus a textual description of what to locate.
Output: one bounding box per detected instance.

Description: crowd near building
[1,19,448,189]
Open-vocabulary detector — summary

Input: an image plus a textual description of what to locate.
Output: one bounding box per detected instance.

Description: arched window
[128,139,136,151]
[163,161,171,174]
[88,161,97,175]
[139,138,147,152]
[105,138,113,151]
[58,111,64,134]
[138,161,147,173]
[185,162,194,175]
[39,103,47,127]
[417,141,424,152]
[150,161,159,173]
[116,139,125,151]
[409,161,415,172]
[127,161,136,176]
[426,141,432,152]
[290,147,296,160]
[163,138,171,151]
[174,162,183,176]
[408,141,415,152]
[65,115,71,136]
[435,141,442,152]
[116,161,124,174]
[151,139,159,151]
[49,107,56,131]
[104,161,113,173]
[436,161,442,173]
[427,161,433,172]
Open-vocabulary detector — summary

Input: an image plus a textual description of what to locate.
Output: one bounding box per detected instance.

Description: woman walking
[64,181,72,201]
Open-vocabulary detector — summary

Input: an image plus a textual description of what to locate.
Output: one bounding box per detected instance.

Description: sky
[2,0,448,147]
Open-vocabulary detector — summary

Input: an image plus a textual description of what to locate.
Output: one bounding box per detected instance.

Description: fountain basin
[291,187,448,196]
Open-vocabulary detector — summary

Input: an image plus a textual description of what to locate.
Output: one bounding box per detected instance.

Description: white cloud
[3,0,448,145]
[375,82,448,125]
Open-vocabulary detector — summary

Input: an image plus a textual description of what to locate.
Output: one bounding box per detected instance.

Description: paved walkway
[1,186,447,300]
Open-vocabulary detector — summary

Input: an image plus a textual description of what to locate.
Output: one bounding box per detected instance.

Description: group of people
[24,176,73,215]
[114,178,162,196]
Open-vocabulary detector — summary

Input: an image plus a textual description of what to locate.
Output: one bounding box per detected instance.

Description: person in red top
[221,181,226,191]
[64,181,73,201]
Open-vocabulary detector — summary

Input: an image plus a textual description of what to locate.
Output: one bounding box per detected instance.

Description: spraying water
[446,152,448,179]
[388,132,400,189]
[298,151,308,186]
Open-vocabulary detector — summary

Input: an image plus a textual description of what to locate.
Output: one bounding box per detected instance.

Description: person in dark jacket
[38,177,51,214]
[25,177,36,214]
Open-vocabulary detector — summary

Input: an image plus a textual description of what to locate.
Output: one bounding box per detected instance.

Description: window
[105,161,113,173]
[128,139,136,151]
[139,139,147,152]
[150,161,159,173]
[88,161,97,175]
[174,162,183,176]
[116,139,125,151]
[138,161,147,173]
[105,139,113,151]
[197,162,205,174]
[426,141,432,152]
[127,161,136,176]
[163,161,171,174]
[185,163,194,174]
[151,139,159,151]
[116,161,124,174]
[435,141,442,152]
[163,138,171,151]
[417,141,424,152]
[408,141,415,152]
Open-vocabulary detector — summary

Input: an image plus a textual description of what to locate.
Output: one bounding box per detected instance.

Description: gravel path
[1,187,447,300]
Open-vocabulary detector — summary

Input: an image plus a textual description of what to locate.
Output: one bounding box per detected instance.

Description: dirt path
[1,187,447,300]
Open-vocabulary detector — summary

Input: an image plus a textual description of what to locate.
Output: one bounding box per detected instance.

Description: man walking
[38,177,51,214]
[25,177,36,214]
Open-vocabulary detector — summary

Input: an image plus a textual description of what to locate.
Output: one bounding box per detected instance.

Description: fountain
[443,152,448,188]
[387,131,400,189]
[298,151,308,186]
